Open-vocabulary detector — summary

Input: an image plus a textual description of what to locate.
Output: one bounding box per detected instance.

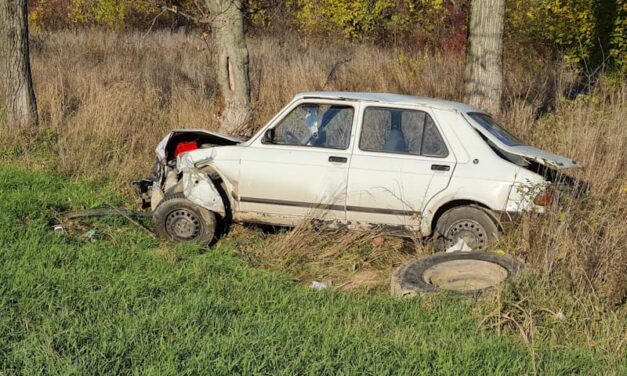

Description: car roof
[294,91,483,113]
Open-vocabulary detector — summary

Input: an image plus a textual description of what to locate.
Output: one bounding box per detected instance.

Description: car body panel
[237,99,359,221]
[238,145,351,221]
[346,104,456,228]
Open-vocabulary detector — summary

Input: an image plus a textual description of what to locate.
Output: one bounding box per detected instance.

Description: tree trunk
[0,0,38,128]
[463,0,505,115]
[205,0,251,135]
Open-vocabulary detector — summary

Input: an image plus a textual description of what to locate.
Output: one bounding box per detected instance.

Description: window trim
[261,101,356,151]
[357,105,449,158]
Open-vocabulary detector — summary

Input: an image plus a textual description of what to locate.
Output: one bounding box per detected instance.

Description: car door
[237,100,356,222]
[346,105,456,228]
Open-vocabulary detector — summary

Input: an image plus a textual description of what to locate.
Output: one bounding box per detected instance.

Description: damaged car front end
[134,129,242,213]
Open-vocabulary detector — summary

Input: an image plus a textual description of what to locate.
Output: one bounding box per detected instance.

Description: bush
[507,0,626,72]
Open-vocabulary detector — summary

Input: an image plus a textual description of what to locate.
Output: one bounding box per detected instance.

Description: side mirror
[262,128,275,144]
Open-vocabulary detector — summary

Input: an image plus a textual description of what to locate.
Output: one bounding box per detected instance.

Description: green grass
[0,164,619,375]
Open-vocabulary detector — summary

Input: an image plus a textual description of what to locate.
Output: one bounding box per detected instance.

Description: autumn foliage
[26,0,626,73]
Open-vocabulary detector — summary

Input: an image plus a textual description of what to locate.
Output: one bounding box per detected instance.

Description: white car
[136,92,582,251]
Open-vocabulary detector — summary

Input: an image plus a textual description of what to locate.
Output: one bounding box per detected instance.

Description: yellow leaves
[432,0,444,11]
[28,4,43,31]
[295,0,447,41]
[30,0,175,30]
[507,0,597,61]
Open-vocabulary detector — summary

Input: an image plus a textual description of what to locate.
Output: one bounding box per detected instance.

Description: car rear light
[174,141,198,158]
[534,188,554,206]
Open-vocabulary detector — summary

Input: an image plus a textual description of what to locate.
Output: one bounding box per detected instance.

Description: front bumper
[133,178,156,209]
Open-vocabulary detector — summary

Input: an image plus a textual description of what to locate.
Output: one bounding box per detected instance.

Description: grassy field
[0,164,623,375]
[5,30,622,300]
[0,31,626,374]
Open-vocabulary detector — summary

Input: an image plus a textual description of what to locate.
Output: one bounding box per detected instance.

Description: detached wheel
[391,252,524,297]
[434,206,498,252]
[153,193,216,244]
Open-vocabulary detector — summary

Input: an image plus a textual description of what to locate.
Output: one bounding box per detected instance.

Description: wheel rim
[422,259,508,292]
[445,219,488,250]
[165,208,202,240]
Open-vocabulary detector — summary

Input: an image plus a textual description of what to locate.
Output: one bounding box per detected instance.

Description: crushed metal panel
[181,169,225,216]
[155,130,243,163]
[508,145,581,169]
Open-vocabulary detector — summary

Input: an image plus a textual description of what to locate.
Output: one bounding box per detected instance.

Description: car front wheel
[434,206,498,252]
[153,193,217,245]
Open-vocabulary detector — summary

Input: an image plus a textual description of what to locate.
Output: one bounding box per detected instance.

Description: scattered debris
[554,309,566,321]
[60,206,154,237]
[311,280,332,291]
[84,229,98,240]
[371,235,385,247]
[52,224,67,234]
[445,238,473,253]
[61,209,151,220]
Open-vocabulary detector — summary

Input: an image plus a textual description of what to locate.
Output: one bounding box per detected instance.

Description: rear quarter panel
[421,109,519,235]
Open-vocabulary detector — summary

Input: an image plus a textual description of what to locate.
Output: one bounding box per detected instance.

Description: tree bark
[205,0,251,135]
[0,0,38,128]
[463,0,505,115]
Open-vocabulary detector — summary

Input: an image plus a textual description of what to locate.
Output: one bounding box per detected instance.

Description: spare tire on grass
[391,252,524,298]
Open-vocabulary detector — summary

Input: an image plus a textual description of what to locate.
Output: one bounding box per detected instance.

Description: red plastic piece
[174,140,198,158]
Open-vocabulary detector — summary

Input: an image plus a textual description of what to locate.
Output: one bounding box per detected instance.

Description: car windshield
[468,113,523,147]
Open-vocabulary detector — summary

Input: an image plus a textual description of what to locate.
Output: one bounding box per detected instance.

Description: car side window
[271,104,354,150]
[359,107,448,157]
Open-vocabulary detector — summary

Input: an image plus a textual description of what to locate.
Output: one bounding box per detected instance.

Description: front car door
[237,100,357,224]
[346,105,456,229]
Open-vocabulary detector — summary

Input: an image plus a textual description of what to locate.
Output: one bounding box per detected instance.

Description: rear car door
[346,105,456,228]
[238,101,356,222]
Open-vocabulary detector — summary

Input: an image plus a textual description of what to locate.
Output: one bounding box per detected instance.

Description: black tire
[391,251,524,297]
[152,193,217,245]
[433,206,498,252]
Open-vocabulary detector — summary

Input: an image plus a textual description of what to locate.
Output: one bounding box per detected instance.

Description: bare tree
[0,0,38,128]
[204,0,251,135]
[463,0,505,115]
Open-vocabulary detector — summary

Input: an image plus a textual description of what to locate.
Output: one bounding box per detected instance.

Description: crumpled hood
[155,129,243,163]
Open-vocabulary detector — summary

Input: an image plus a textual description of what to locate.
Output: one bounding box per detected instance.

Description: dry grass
[223,222,427,293]
[0,30,625,356]
[3,31,468,181]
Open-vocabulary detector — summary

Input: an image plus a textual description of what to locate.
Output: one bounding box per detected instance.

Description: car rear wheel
[434,206,498,252]
[153,193,216,244]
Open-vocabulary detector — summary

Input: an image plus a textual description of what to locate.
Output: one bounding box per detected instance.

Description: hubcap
[445,219,487,250]
[165,209,201,240]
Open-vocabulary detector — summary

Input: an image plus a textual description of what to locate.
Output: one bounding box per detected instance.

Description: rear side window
[469,113,523,147]
[359,107,448,157]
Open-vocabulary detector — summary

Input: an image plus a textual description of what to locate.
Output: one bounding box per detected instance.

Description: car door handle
[431,164,450,171]
[329,156,348,163]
